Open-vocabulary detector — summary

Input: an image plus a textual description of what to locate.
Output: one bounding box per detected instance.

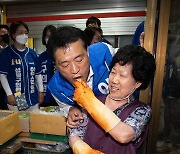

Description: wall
[6,0,146,53]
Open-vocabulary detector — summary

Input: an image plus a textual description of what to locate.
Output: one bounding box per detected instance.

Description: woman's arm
[0,74,12,96]
[69,136,104,154]
[35,74,44,105]
[73,79,151,144]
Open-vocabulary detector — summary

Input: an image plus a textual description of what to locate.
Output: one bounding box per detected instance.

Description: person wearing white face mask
[0,24,9,110]
[15,33,28,45]
[38,25,57,107]
[0,21,44,111]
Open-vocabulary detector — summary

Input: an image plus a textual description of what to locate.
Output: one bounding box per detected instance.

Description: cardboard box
[30,112,66,136]
[0,110,22,145]
[18,112,30,132]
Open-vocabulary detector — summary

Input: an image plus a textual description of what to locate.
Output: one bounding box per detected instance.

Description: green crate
[0,135,18,151]
[30,133,68,143]
[22,143,72,154]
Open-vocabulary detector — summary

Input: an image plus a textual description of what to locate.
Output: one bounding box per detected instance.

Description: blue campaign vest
[0,45,41,106]
[38,50,55,104]
[48,42,113,106]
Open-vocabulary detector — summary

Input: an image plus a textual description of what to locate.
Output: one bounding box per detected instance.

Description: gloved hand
[72,139,104,154]
[73,79,120,132]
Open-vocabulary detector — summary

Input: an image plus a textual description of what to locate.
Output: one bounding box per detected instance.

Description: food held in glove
[73,79,120,132]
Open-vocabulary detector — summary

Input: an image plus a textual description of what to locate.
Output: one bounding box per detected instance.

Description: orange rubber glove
[72,139,104,154]
[73,79,120,132]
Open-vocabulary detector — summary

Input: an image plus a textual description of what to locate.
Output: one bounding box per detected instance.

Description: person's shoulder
[38,50,48,58]
[89,42,107,48]
[100,38,112,45]
[49,71,62,84]
[134,99,152,111]
[27,48,39,57]
[89,42,117,58]
[0,46,11,55]
[48,71,69,91]
[88,42,110,54]
[28,48,37,54]
[3,45,11,51]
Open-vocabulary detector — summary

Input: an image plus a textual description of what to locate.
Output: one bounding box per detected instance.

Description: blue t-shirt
[0,45,41,106]
[132,21,145,99]
[132,21,144,46]
[48,42,113,106]
[38,50,56,104]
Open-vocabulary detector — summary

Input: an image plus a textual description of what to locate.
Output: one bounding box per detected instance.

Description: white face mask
[15,34,28,45]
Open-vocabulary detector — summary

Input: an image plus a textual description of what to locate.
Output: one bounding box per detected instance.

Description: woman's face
[45,30,51,45]
[109,63,141,99]
[14,25,28,38]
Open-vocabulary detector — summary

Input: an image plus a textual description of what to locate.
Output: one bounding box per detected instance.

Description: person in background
[157,21,180,152]
[132,21,145,47]
[86,16,101,28]
[47,26,117,118]
[0,24,10,110]
[69,45,156,154]
[38,25,57,107]
[0,24,10,52]
[131,21,145,99]
[0,21,44,111]
[86,16,112,45]
[84,26,102,46]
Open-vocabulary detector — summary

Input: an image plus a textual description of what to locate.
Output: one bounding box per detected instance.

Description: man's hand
[7,94,16,106]
[67,107,83,128]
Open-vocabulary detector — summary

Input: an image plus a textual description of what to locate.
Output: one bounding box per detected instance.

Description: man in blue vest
[47,26,117,120]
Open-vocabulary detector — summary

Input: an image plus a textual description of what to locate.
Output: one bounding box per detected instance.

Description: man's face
[0,28,9,44]
[0,28,8,36]
[88,23,99,28]
[54,39,90,86]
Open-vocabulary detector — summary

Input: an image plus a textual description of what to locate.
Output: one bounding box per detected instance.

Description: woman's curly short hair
[110,45,156,90]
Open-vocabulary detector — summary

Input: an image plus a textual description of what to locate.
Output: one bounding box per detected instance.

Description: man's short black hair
[47,26,87,61]
[0,24,9,31]
[86,16,101,27]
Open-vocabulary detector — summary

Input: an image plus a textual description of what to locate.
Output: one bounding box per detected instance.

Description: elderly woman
[68,45,156,154]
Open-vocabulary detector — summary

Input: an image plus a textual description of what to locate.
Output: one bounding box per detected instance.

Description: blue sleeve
[88,42,113,69]
[132,21,144,45]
